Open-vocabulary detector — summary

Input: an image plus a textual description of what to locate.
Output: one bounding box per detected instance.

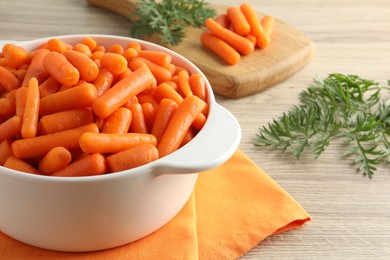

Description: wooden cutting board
[87,0,315,98]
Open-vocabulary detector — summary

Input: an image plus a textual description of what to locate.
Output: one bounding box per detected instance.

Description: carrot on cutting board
[106,144,159,173]
[257,15,275,48]
[38,146,72,175]
[200,31,240,65]
[79,132,157,154]
[63,50,99,82]
[101,107,132,134]
[157,95,206,157]
[240,2,263,37]
[42,51,80,87]
[52,153,106,177]
[21,78,40,138]
[22,49,50,87]
[227,6,251,36]
[214,14,230,28]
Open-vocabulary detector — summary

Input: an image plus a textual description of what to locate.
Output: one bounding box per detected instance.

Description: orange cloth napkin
[0,149,311,259]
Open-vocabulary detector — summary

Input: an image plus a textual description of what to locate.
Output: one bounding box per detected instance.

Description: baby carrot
[107,44,124,54]
[0,66,20,92]
[93,69,114,96]
[46,38,72,53]
[106,143,159,173]
[93,67,155,118]
[151,98,178,143]
[215,14,230,28]
[181,127,194,147]
[2,44,28,69]
[101,107,132,134]
[42,51,80,87]
[79,132,157,154]
[240,2,263,37]
[15,86,28,117]
[157,95,206,157]
[127,41,142,52]
[0,116,21,142]
[39,108,94,134]
[38,146,72,175]
[257,15,275,48]
[91,50,105,61]
[131,57,172,84]
[39,82,97,116]
[22,49,50,87]
[0,139,13,165]
[52,153,106,177]
[129,103,149,134]
[63,50,99,82]
[73,43,92,57]
[178,70,193,97]
[227,6,251,36]
[200,31,241,65]
[99,52,128,75]
[38,76,61,98]
[189,74,207,101]
[154,82,184,104]
[122,48,138,63]
[82,37,97,52]
[12,123,99,159]
[138,50,172,68]
[0,98,15,116]
[4,156,40,174]
[21,78,40,138]
[205,18,254,55]
[142,102,157,132]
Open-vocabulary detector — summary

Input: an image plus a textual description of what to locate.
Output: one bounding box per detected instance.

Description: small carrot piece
[215,14,230,28]
[246,34,257,46]
[227,6,251,36]
[127,42,142,52]
[138,50,172,68]
[189,74,207,101]
[0,139,13,165]
[154,82,184,104]
[63,50,99,82]
[39,108,94,134]
[122,48,138,63]
[101,107,132,134]
[0,116,21,142]
[46,38,71,53]
[178,70,193,97]
[22,49,50,87]
[42,52,80,87]
[2,44,28,69]
[52,153,106,177]
[107,44,124,54]
[93,67,155,118]
[142,102,157,132]
[40,82,97,116]
[240,2,264,37]
[4,156,40,174]
[79,132,157,154]
[91,50,105,61]
[200,31,241,65]
[14,86,28,117]
[131,57,172,84]
[257,15,275,48]
[0,98,15,116]
[38,76,61,98]
[12,123,99,159]
[205,18,254,55]
[99,52,128,75]
[82,37,97,52]
[38,147,72,175]
[73,43,92,57]
[106,144,159,173]
[93,69,114,96]
[128,103,149,134]
[0,66,20,92]
[157,95,206,157]
[181,127,195,147]
[151,98,178,143]
[21,78,40,138]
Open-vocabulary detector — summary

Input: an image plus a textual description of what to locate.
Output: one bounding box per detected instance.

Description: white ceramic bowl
[0,35,241,252]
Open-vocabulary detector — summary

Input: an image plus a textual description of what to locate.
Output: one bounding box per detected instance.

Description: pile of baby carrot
[0,37,208,177]
[200,2,275,65]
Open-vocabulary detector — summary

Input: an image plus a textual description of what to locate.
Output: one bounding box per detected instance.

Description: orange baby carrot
[14,86,28,117]
[106,143,159,172]
[93,67,155,118]
[22,49,50,87]
[99,52,128,75]
[38,76,61,98]
[157,95,206,157]
[131,57,172,84]
[137,93,159,107]
[142,102,157,132]
[138,50,172,68]
[93,69,114,96]
[151,98,178,143]
[4,156,40,174]
[127,42,142,52]
[52,153,106,177]
[0,116,21,142]
[39,108,94,134]
[181,127,194,147]
[12,123,99,159]
[246,34,257,46]
[227,6,251,36]
[257,15,275,48]
[21,78,40,138]
[94,45,106,53]
[128,103,148,134]
[79,132,157,154]
[122,47,138,63]
[63,50,99,82]
[0,98,15,116]
[215,14,230,28]
[42,51,80,87]
[154,82,184,104]
[73,43,92,57]
[200,31,241,65]
[240,2,263,37]
[189,74,207,101]
[38,146,72,175]
[91,50,105,61]
[205,18,254,55]
[101,107,132,134]
[107,44,124,54]
[178,70,193,97]
[0,139,13,165]
[46,38,72,53]
[82,37,97,52]
[0,66,20,92]
[2,44,28,69]
[40,82,97,116]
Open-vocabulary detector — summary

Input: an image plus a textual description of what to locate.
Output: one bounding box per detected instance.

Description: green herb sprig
[129,0,216,46]
[254,74,390,178]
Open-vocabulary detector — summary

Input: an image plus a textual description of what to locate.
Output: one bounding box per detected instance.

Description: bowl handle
[152,103,241,176]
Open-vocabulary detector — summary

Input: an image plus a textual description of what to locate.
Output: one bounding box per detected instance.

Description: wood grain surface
[1,0,390,259]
